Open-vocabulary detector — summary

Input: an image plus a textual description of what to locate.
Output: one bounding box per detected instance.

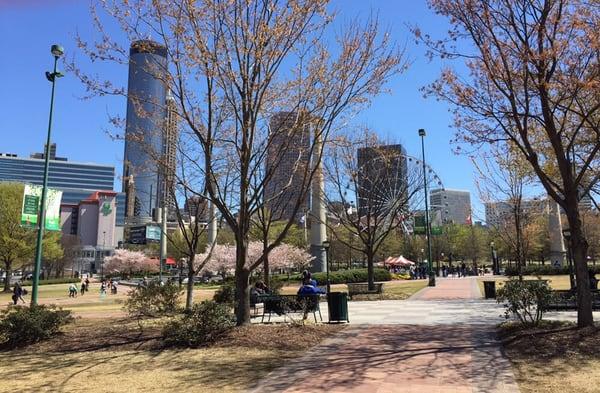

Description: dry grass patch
[500,321,600,393]
[0,316,343,393]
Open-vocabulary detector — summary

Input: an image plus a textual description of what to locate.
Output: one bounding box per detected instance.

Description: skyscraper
[430,189,472,225]
[264,111,312,221]
[356,144,408,216]
[163,91,179,214]
[122,40,168,225]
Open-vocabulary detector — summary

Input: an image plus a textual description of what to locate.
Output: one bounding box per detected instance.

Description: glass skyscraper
[122,40,168,225]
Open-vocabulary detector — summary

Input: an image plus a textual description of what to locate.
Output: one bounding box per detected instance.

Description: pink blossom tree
[103,249,159,277]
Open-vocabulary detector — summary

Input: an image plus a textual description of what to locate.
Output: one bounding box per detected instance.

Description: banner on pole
[21,184,63,231]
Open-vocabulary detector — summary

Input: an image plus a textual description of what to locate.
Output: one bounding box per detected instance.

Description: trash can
[483,281,496,299]
[327,292,349,323]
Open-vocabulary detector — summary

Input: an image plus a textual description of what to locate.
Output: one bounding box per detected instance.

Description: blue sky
[0,0,484,220]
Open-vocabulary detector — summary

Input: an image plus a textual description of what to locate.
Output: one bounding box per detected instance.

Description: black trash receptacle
[327,292,349,323]
[483,281,496,299]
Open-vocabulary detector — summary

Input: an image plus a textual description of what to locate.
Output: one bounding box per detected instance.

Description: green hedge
[504,264,600,276]
[20,277,80,286]
[292,268,391,285]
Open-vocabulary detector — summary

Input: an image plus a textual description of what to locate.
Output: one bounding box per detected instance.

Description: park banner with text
[20,184,63,231]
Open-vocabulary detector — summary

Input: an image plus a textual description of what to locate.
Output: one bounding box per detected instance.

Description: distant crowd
[407,263,487,280]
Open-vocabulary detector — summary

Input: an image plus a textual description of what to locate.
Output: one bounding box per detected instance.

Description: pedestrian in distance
[12,282,25,305]
[68,283,78,298]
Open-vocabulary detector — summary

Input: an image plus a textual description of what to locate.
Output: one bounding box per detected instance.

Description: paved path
[251,278,521,393]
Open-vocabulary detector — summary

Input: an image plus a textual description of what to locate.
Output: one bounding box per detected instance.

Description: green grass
[476,275,573,295]
[279,279,427,300]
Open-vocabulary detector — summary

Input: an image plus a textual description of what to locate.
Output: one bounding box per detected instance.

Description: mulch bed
[16,316,344,353]
[499,321,600,360]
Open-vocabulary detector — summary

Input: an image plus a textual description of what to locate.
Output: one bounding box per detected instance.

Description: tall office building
[0,145,125,226]
[430,189,471,225]
[30,143,66,161]
[122,40,168,225]
[485,198,547,228]
[356,144,408,216]
[264,111,312,221]
[162,91,179,213]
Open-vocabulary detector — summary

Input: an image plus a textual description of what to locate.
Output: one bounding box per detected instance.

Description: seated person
[301,270,318,287]
[298,277,325,295]
[254,280,270,294]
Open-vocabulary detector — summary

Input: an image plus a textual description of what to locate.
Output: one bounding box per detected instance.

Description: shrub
[504,264,600,276]
[294,268,391,285]
[496,278,555,326]
[125,282,182,317]
[0,305,73,348]
[162,301,235,347]
[213,283,236,304]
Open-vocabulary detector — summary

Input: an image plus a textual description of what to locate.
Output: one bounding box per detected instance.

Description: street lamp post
[101,231,106,280]
[562,228,575,289]
[419,129,435,287]
[31,44,64,306]
[322,240,331,294]
[490,241,497,275]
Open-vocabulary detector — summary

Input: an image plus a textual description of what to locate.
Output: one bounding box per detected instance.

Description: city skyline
[0,0,487,219]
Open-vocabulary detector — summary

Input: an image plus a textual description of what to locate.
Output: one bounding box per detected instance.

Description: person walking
[12,283,25,305]
[68,283,78,298]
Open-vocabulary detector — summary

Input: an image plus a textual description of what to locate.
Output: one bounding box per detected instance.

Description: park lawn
[0,318,341,393]
[280,279,427,300]
[500,322,600,393]
[476,275,572,295]
[0,283,218,316]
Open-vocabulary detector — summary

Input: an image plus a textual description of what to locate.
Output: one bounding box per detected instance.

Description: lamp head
[490,241,495,247]
[418,128,426,137]
[51,44,64,58]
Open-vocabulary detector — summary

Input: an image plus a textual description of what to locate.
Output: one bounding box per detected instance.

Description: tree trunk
[263,250,270,288]
[235,267,250,326]
[3,260,12,292]
[185,256,195,311]
[367,251,375,291]
[566,208,594,328]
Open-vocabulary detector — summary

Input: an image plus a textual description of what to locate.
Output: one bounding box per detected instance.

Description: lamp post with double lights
[490,241,498,275]
[322,240,331,294]
[562,228,575,289]
[418,129,435,287]
[31,44,65,306]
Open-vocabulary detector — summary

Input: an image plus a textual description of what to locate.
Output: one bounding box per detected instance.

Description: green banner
[413,215,426,235]
[431,226,443,236]
[21,184,63,231]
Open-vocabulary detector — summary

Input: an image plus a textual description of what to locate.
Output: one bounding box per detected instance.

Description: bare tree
[474,144,538,279]
[323,130,436,290]
[74,0,404,325]
[421,0,600,327]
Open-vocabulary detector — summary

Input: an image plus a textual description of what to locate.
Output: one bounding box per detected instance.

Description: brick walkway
[251,325,519,393]
[251,278,520,393]
[409,277,482,300]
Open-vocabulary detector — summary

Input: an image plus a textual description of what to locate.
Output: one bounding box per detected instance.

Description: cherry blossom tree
[104,249,159,277]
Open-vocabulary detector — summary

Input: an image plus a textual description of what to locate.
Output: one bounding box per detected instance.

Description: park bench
[346,282,384,300]
[547,290,600,311]
[258,294,323,323]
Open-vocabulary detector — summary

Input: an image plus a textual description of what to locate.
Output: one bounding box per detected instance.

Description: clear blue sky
[0,0,484,220]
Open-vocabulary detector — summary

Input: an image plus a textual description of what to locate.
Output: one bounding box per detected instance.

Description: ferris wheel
[355,153,444,233]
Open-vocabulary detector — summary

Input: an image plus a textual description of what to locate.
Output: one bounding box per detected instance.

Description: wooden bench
[258,294,323,323]
[346,283,384,300]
